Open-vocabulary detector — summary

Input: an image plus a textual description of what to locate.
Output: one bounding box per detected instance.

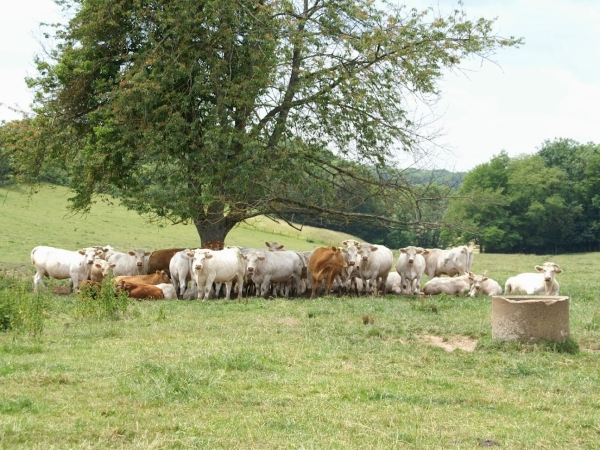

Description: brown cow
[114,270,171,286]
[115,281,165,300]
[146,248,187,277]
[308,246,348,300]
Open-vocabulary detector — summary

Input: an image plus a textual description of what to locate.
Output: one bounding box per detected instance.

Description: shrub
[73,277,129,321]
[0,273,47,339]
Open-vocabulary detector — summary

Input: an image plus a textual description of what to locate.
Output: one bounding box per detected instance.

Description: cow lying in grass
[115,280,165,300]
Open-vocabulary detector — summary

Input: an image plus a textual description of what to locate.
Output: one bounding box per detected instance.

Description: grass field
[1,184,600,449]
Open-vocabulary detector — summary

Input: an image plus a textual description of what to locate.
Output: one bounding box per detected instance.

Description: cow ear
[535,265,543,272]
[277,245,284,250]
[399,248,406,253]
[468,272,474,280]
[95,263,101,268]
[110,264,116,268]
[128,251,135,256]
[258,256,266,261]
[554,266,563,274]
[186,252,194,258]
[482,277,488,281]
[342,240,348,246]
[422,249,430,255]
[145,252,151,256]
[205,253,213,259]
[78,249,86,255]
[371,246,378,251]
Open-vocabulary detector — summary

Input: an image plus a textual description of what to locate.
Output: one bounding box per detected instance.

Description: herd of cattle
[30,240,564,301]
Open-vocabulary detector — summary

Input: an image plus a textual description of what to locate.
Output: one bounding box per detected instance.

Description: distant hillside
[0,184,363,268]
[402,168,465,190]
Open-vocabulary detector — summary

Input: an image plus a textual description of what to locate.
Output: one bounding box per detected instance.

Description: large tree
[8,0,520,245]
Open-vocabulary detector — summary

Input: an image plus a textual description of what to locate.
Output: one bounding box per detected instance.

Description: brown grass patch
[419,334,478,352]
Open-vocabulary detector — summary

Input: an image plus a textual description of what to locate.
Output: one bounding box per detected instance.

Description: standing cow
[108,248,151,276]
[31,246,103,292]
[423,246,474,279]
[243,250,305,298]
[357,244,394,295]
[169,249,194,299]
[187,248,245,301]
[147,248,187,277]
[396,246,428,295]
[308,246,347,299]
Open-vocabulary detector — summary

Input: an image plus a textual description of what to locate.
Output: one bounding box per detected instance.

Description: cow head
[468,273,488,297]
[79,247,100,265]
[244,251,266,274]
[535,262,562,282]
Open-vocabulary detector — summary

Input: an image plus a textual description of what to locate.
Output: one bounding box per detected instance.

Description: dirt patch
[52,286,73,296]
[419,334,478,352]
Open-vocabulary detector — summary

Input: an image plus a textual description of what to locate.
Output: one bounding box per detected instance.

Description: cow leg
[33,271,46,292]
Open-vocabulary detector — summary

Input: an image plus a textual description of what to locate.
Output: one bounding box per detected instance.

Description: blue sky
[2,0,599,171]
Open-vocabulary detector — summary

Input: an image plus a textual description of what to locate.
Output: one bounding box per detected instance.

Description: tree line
[441,138,600,254]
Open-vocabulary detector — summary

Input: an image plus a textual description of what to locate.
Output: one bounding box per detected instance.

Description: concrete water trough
[491,296,570,343]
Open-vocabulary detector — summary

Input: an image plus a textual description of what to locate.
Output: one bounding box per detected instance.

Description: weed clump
[0,273,47,339]
[74,277,129,321]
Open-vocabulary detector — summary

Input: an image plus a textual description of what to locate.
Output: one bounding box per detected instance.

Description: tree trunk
[193,217,237,247]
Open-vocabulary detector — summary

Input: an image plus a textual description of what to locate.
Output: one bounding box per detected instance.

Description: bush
[73,277,129,321]
[0,273,47,339]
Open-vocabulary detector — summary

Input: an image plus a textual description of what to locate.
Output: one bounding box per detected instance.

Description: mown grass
[1,184,600,448]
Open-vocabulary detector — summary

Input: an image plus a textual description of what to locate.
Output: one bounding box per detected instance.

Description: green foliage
[73,277,129,321]
[0,273,47,339]
[7,0,520,244]
[443,139,600,254]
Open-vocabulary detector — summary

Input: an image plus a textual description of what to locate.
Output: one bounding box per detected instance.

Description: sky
[1,0,599,172]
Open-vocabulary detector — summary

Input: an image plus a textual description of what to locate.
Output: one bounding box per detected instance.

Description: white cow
[169,249,194,299]
[385,272,403,295]
[31,246,103,292]
[423,246,474,279]
[337,244,362,296]
[341,241,394,295]
[396,246,428,295]
[422,273,473,296]
[356,243,394,295]
[89,258,116,283]
[265,241,285,251]
[156,283,178,300]
[108,248,151,276]
[468,272,502,297]
[504,262,563,295]
[188,248,245,301]
[243,250,305,298]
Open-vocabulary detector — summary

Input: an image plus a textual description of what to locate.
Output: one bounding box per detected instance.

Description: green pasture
[0,184,359,269]
[1,184,600,449]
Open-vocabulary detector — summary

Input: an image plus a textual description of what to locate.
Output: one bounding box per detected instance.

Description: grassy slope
[2,184,600,449]
[0,184,361,268]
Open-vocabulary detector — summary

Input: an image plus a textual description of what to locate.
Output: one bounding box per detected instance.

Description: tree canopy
[4,0,520,245]
[442,139,600,254]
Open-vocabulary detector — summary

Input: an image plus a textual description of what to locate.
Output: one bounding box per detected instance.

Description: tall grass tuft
[0,273,47,339]
[73,277,129,321]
